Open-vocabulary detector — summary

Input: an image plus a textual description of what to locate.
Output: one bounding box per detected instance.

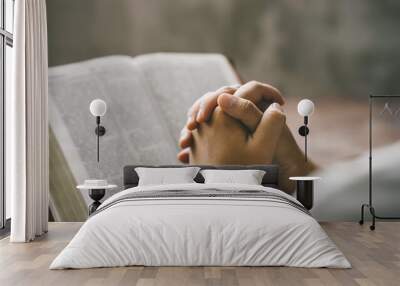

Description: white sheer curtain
[7,0,49,242]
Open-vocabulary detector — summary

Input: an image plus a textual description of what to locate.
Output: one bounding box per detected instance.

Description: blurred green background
[47,0,400,99]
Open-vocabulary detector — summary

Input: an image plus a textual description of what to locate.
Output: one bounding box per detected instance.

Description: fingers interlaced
[180,86,238,154]
[179,128,192,149]
[217,93,263,132]
[179,81,284,157]
[177,147,190,164]
[196,86,238,123]
[196,91,219,123]
[235,81,285,111]
[186,99,201,130]
[186,86,238,130]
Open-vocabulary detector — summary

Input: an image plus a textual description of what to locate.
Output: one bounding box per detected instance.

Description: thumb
[217,93,263,132]
[251,103,286,150]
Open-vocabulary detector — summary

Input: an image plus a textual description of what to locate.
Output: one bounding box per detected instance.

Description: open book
[48,53,240,221]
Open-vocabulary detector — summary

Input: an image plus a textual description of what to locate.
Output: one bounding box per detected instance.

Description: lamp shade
[90,99,107,117]
[297,99,314,117]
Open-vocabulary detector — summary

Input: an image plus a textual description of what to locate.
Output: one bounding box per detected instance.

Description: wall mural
[46,0,400,222]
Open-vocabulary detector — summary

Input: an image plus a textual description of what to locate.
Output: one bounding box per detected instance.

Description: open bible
[48,53,240,221]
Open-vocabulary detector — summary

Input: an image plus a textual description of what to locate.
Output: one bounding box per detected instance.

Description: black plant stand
[77,183,117,216]
[289,177,320,210]
[296,181,314,210]
[88,189,106,215]
[359,95,400,231]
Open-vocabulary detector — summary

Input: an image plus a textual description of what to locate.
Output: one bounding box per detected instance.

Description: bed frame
[123,165,279,189]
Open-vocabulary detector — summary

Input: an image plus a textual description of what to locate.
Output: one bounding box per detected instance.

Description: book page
[133,52,240,157]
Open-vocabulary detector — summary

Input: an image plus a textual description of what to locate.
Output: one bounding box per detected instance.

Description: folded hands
[178,81,317,193]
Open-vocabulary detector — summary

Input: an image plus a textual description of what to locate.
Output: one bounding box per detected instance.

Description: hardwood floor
[0,222,399,286]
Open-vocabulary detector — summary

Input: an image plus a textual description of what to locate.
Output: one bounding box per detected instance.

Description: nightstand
[77,181,117,215]
[289,176,320,210]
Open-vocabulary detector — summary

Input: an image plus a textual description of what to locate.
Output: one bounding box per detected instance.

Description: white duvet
[50,183,350,269]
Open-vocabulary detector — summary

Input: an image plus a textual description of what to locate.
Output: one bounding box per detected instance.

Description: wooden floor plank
[0,222,399,286]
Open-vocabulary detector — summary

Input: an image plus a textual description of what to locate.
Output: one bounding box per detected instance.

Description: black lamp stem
[96,116,100,162]
[304,116,308,162]
[305,130,308,162]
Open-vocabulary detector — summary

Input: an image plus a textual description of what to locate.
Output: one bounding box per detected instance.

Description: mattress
[50,183,350,269]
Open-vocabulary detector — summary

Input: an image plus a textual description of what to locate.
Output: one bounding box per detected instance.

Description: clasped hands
[177,81,317,193]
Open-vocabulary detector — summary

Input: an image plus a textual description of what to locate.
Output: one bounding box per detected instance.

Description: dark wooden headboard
[123,165,279,189]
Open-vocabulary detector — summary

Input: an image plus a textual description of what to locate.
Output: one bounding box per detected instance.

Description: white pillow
[135,167,200,186]
[200,169,266,185]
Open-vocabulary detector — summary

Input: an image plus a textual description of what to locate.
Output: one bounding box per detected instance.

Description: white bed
[50,183,350,269]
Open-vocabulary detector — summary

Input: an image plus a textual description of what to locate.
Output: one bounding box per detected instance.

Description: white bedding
[50,183,350,269]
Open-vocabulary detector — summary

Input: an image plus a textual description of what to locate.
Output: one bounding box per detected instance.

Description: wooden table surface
[0,222,399,286]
